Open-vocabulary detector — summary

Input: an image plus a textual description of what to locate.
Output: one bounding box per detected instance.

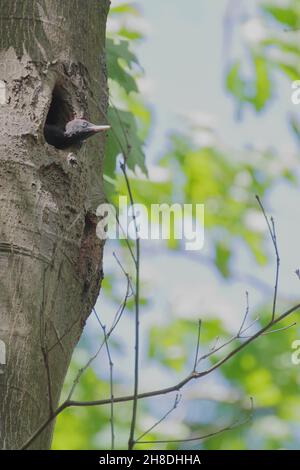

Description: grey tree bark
[0,0,110,449]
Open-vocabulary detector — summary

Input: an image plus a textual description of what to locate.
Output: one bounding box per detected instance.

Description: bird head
[64,119,110,141]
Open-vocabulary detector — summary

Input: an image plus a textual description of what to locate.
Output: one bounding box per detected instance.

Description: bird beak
[87,123,110,133]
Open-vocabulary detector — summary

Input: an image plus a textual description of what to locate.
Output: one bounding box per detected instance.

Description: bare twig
[135,394,182,443]
[135,397,254,445]
[119,161,141,450]
[238,291,249,337]
[240,316,260,335]
[262,322,297,335]
[193,320,202,372]
[256,195,280,321]
[112,251,134,294]
[47,312,83,354]
[196,302,255,367]
[41,346,54,416]
[241,322,297,339]
[94,311,115,450]
[115,213,136,265]
[39,266,54,416]
[50,321,66,356]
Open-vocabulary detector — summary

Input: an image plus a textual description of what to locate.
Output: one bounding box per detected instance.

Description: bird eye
[82,121,88,128]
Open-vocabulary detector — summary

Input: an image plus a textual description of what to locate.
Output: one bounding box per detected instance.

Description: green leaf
[263,4,300,28]
[105,107,146,177]
[226,61,246,101]
[118,29,143,41]
[253,54,272,111]
[215,242,231,278]
[106,38,139,94]
[110,3,140,16]
[226,56,272,112]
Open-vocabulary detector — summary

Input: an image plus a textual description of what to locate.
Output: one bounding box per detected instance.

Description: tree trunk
[0,0,109,449]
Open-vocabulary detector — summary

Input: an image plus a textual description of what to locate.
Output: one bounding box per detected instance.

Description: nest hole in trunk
[44,84,74,148]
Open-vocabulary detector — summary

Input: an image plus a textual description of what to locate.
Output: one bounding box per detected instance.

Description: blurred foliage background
[52,0,300,450]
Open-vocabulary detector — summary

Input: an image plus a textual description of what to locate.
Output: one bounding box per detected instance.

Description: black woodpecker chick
[44,118,110,150]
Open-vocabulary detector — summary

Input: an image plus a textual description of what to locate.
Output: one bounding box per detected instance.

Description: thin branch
[94,312,115,451]
[193,320,202,372]
[50,320,66,357]
[120,161,141,450]
[270,217,280,322]
[262,322,297,335]
[209,336,220,353]
[41,346,54,416]
[136,397,253,445]
[104,91,133,160]
[241,322,297,338]
[238,291,249,337]
[47,312,83,354]
[20,403,69,450]
[240,316,260,335]
[196,301,254,367]
[40,266,54,416]
[135,394,182,443]
[115,212,136,265]
[197,335,236,365]
[256,195,280,321]
[112,251,134,294]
